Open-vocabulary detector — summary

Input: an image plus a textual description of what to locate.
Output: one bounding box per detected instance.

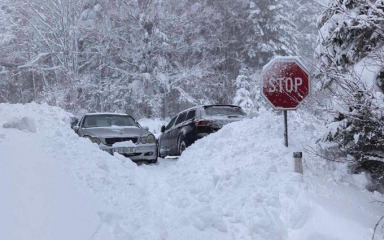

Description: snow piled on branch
[0,103,383,239]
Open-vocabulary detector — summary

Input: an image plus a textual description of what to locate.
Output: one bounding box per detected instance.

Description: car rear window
[203,106,246,117]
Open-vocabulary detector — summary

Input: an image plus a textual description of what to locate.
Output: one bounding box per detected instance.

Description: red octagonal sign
[262,56,310,110]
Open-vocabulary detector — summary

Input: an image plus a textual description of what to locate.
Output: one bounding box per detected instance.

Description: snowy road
[1,103,383,240]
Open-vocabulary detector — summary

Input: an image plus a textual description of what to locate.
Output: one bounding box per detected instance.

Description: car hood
[82,126,149,139]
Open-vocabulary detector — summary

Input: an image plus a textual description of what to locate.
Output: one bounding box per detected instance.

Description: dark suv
[158,105,247,157]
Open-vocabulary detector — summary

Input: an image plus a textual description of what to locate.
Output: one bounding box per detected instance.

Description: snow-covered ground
[1,103,383,240]
[138,117,167,139]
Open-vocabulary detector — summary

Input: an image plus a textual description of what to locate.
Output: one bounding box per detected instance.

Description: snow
[1,103,383,240]
[138,118,167,138]
[354,48,384,90]
[3,117,37,132]
[112,140,136,148]
[262,56,310,75]
[0,104,110,240]
[327,120,346,136]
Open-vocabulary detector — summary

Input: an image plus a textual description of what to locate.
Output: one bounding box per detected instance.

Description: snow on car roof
[84,112,129,116]
[176,104,243,115]
[182,104,241,112]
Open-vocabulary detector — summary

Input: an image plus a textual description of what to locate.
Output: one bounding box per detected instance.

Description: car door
[76,116,85,136]
[169,112,187,154]
[160,115,177,155]
[184,109,196,145]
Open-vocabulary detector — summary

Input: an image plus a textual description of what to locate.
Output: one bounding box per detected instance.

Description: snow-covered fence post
[293,152,303,174]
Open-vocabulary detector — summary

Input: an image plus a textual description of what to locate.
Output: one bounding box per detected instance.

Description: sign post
[284,110,288,147]
[261,56,310,147]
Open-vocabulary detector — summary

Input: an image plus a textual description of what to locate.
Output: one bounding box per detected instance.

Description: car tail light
[195,120,212,127]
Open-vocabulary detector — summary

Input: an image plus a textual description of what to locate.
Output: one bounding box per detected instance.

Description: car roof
[182,104,241,111]
[174,104,243,116]
[203,104,242,108]
[84,112,129,116]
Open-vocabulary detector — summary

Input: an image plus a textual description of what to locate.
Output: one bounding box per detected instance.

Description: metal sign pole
[284,110,288,147]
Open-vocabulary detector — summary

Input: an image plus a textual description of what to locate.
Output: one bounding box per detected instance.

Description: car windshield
[204,106,246,117]
[82,115,139,128]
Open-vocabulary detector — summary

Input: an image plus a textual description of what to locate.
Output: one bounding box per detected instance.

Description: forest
[0,0,383,162]
[0,0,321,117]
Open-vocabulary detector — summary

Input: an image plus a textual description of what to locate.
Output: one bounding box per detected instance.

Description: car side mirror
[161,125,165,133]
[73,126,79,133]
[143,126,149,131]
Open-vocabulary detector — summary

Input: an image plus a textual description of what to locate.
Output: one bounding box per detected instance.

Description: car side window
[175,112,187,125]
[186,110,195,121]
[165,116,177,131]
[79,116,85,128]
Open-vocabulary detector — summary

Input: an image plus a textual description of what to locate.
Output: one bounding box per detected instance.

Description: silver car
[74,113,157,163]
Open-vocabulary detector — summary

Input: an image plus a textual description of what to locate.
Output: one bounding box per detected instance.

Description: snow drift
[3,117,37,132]
[0,103,383,240]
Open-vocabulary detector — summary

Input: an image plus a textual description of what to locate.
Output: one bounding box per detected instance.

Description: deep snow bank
[0,103,133,239]
[171,110,384,239]
[167,112,312,239]
[0,103,177,239]
[1,103,383,240]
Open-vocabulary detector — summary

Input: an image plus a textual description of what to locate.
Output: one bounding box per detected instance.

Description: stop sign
[261,57,310,110]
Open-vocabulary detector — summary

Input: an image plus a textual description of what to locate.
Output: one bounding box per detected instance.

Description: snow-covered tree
[248,0,300,67]
[233,68,254,114]
[318,0,384,86]
[317,0,384,165]
[293,0,323,60]
[0,0,316,119]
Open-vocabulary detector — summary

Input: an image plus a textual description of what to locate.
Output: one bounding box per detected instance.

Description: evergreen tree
[317,0,384,164]
[248,0,299,67]
[233,68,254,114]
[318,0,384,87]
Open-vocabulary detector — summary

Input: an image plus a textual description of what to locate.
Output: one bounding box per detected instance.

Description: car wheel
[149,158,158,164]
[158,142,166,158]
[178,137,187,156]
